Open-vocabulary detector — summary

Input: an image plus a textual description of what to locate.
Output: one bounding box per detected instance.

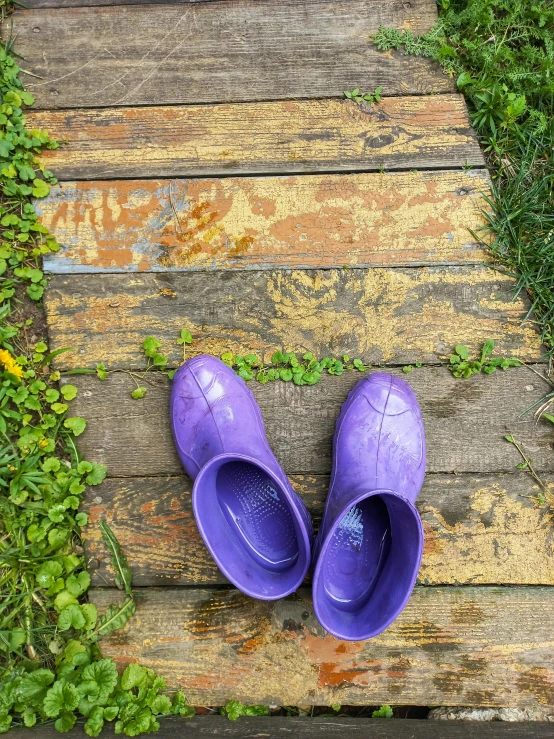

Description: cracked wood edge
[63,366,554,477]
[12,717,554,738]
[40,170,489,274]
[27,96,482,180]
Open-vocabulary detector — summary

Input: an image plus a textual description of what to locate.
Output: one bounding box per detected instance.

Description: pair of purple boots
[170,356,425,641]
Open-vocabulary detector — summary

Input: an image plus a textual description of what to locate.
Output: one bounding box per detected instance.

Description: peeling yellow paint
[40,170,490,272]
[420,483,554,585]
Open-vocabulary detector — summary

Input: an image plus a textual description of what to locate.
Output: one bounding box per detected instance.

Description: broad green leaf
[455,344,469,360]
[43,680,80,717]
[55,712,77,733]
[61,384,78,400]
[58,604,86,631]
[84,705,104,737]
[64,416,87,436]
[121,663,147,691]
[81,659,118,702]
[142,337,161,358]
[171,691,195,717]
[86,463,107,485]
[66,571,91,597]
[81,603,98,630]
[37,560,63,588]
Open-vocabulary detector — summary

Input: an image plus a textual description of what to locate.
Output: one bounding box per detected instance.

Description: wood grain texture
[89,585,554,707]
[40,171,489,274]
[13,717,554,739]
[45,267,541,371]
[63,366,554,477]
[27,96,482,181]
[26,0,219,7]
[83,473,554,588]
[15,0,450,110]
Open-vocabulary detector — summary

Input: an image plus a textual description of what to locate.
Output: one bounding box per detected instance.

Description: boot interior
[314,492,422,640]
[216,460,300,571]
[193,457,309,599]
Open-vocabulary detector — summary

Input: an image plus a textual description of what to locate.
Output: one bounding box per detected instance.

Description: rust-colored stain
[88,586,554,708]
[40,171,489,273]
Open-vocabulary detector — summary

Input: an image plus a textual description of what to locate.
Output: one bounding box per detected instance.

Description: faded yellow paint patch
[41,170,490,273]
[420,482,554,585]
[29,95,482,182]
[45,264,542,369]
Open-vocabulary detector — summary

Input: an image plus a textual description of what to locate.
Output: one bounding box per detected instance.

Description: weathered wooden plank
[40,171,489,274]
[28,96,482,181]
[16,0,450,110]
[83,473,554,588]
[63,366,554,476]
[26,0,219,7]
[45,267,540,371]
[89,585,554,707]
[12,717,554,739]
[13,717,554,739]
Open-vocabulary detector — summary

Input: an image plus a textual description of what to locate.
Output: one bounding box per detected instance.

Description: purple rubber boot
[313,373,425,640]
[170,355,312,600]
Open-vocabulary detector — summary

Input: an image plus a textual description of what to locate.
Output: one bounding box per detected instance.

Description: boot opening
[192,455,310,599]
[322,497,391,612]
[314,491,422,640]
[216,460,299,572]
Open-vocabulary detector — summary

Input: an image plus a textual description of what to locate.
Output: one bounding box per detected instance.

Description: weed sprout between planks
[0,13,198,736]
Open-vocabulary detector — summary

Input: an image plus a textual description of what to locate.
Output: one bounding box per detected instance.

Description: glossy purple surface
[313,373,426,640]
[170,355,312,599]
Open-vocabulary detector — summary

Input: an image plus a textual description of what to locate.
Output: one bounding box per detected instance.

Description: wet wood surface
[15,0,451,109]
[40,170,489,273]
[27,95,482,180]
[63,367,554,477]
[45,267,541,371]
[83,472,554,588]
[88,585,554,707]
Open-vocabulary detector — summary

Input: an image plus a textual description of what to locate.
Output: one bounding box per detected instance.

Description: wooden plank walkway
[14,717,554,738]
[17,0,554,711]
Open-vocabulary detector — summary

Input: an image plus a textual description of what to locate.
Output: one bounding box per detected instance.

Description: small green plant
[221,350,369,386]
[344,86,383,104]
[220,701,269,721]
[372,705,393,718]
[504,433,546,501]
[448,340,521,378]
[136,331,371,393]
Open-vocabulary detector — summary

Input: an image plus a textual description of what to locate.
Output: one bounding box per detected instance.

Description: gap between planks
[27,96,483,180]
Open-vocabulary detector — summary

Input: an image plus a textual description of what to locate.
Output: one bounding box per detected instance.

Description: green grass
[374,0,554,357]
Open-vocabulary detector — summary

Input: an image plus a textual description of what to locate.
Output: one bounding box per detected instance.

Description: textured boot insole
[322,497,391,612]
[216,461,299,571]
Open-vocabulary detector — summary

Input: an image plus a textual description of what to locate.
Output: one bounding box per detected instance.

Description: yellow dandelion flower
[0,349,24,378]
